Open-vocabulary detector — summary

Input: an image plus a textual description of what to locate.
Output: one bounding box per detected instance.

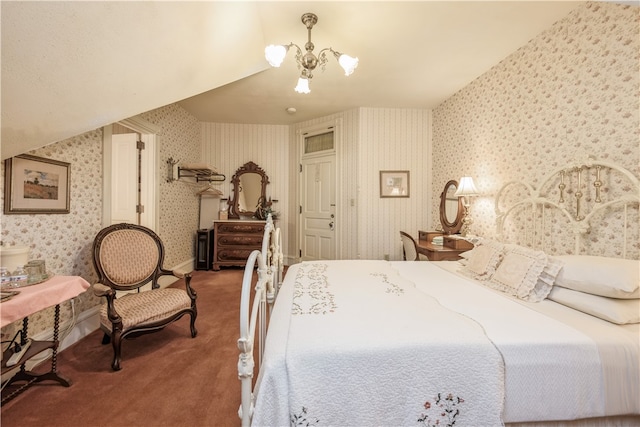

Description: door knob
[329,221,335,230]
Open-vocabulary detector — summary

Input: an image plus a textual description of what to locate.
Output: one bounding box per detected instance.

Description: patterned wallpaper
[140,104,201,268]
[432,2,639,259]
[1,103,201,338]
[3,0,637,343]
[1,130,104,338]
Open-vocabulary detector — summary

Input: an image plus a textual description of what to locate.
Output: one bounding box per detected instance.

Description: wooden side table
[1,275,90,403]
[417,231,474,261]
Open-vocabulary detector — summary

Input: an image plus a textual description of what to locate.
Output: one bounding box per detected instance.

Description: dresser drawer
[443,236,474,250]
[212,220,268,270]
[419,230,443,242]
[216,248,256,262]
[216,234,263,247]
[216,223,265,234]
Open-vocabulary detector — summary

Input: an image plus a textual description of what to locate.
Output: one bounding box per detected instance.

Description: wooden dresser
[212,220,267,270]
[417,231,474,261]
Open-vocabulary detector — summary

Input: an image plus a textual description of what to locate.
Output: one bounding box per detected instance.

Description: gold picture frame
[380,170,410,198]
[4,154,71,214]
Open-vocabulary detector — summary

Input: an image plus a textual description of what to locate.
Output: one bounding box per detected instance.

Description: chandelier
[264,12,359,94]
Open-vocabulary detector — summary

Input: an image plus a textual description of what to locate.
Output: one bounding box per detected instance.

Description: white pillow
[548,286,640,324]
[460,240,503,280]
[488,245,562,302]
[555,255,640,299]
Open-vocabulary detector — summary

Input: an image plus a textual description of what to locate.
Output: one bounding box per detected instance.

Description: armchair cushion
[100,288,192,332]
[99,230,159,285]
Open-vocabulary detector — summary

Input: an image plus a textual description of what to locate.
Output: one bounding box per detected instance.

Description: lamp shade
[338,54,359,76]
[265,45,288,67]
[294,76,311,94]
[454,177,479,197]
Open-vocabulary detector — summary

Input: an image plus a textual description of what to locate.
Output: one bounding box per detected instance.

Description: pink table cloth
[1,276,91,327]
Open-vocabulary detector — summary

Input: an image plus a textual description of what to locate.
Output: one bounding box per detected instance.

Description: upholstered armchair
[92,223,197,371]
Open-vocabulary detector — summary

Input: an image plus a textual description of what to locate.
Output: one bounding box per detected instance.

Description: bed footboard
[237,215,282,427]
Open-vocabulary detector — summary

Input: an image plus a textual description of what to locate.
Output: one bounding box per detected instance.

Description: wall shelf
[178,167,225,182]
[167,158,225,183]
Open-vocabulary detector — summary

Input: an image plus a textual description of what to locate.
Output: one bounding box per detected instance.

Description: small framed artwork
[380,170,410,198]
[4,154,71,214]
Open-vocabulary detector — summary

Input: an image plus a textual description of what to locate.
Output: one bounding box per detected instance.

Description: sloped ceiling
[1,1,582,160]
[1,1,268,160]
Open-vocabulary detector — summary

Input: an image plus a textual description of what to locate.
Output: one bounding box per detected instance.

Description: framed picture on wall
[379,170,410,198]
[4,154,71,214]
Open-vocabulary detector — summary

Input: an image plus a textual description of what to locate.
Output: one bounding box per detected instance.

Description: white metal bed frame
[496,155,639,257]
[237,214,283,427]
[238,158,639,426]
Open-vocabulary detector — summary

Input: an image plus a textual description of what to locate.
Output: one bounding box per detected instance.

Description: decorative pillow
[555,255,640,299]
[457,249,473,266]
[487,244,563,302]
[459,249,474,259]
[460,239,503,280]
[548,286,640,325]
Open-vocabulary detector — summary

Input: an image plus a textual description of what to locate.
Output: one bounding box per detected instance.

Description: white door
[300,153,336,261]
[111,133,139,224]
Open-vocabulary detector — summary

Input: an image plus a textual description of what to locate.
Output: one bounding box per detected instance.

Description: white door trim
[102,115,159,230]
[297,118,341,261]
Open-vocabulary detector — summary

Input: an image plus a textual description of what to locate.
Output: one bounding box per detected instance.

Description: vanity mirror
[228,161,270,219]
[439,180,463,234]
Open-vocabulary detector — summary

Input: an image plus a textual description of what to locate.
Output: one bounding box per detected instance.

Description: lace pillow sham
[486,244,563,302]
[459,239,503,280]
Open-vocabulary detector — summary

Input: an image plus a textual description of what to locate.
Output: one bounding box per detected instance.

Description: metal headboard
[495,156,639,258]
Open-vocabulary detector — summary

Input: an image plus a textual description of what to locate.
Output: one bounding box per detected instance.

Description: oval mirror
[228,161,269,219]
[439,180,464,234]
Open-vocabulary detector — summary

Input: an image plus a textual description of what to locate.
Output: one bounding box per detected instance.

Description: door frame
[297,118,342,262]
[102,115,159,230]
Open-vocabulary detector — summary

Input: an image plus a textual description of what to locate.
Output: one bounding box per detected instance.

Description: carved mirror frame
[228,161,270,219]
[439,180,464,234]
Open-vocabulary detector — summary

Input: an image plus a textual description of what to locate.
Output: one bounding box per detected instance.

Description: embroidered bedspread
[394,261,640,422]
[252,260,505,426]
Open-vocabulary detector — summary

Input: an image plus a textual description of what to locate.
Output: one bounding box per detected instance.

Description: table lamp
[454,177,479,237]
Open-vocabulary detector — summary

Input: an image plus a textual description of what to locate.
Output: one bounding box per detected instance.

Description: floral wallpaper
[432,2,639,259]
[139,104,201,268]
[1,103,201,340]
[1,130,104,339]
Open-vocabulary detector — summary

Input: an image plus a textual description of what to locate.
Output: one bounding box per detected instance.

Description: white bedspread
[252,260,639,426]
[395,261,640,423]
[252,260,505,426]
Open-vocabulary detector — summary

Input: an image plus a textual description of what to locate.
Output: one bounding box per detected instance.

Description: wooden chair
[92,223,197,371]
[399,231,428,261]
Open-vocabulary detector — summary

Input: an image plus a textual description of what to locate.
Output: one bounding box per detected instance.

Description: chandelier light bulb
[265,45,288,67]
[294,75,311,94]
[338,54,359,76]
[264,13,358,93]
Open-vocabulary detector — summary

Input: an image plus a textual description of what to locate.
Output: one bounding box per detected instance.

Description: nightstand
[416,231,474,261]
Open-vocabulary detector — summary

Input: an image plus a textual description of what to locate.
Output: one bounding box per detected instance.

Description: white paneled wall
[201,122,291,256]
[358,108,432,260]
[291,109,361,260]
[202,107,432,264]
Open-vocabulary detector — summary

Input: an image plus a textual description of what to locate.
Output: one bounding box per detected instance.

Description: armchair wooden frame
[92,223,197,371]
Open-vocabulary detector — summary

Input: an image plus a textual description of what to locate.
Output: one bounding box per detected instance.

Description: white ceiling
[1,1,582,160]
[178,1,583,124]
